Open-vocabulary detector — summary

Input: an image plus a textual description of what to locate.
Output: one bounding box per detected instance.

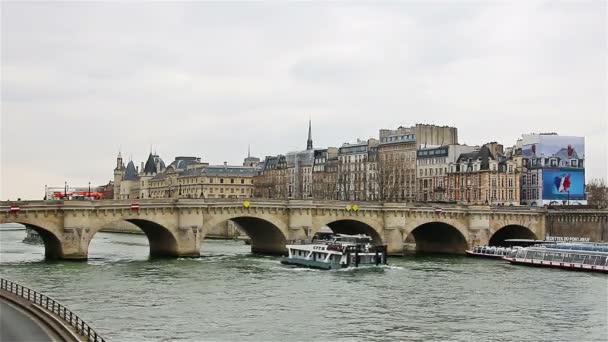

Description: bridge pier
[60,227,91,260]
[383,228,404,256]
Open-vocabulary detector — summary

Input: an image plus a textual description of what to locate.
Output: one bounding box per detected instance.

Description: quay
[0,278,104,342]
[1,199,606,260]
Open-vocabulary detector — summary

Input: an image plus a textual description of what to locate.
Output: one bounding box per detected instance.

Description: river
[0,229,606,341]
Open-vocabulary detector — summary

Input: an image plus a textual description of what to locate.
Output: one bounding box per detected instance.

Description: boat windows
[584,256,596,265]
[549,253,564,262]
[570,254,585,264]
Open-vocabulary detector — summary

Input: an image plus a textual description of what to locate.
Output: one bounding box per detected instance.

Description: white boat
[281,233,388,270]
[503,243,608,273]
[465,240,551,259]
[22,227,43,244]
[465,245,520,259]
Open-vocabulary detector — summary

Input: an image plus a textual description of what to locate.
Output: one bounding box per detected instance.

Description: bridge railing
[0,278,105,342]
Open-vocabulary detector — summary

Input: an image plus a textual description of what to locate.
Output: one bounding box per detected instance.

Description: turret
[113,152,125,199]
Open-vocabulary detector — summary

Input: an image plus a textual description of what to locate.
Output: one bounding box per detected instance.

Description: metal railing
[0,278,105,342]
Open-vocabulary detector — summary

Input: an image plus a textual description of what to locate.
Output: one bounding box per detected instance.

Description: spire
[248,144,251,158]
[306,118,313,150]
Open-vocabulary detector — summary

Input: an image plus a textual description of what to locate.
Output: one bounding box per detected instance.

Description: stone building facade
[312,148,339,200]
[378,124,458,202]
[446,143,521,205]
[254,155,288,199]
[337,139,379,201]
[113,153,258,200]
[416,144,477,202]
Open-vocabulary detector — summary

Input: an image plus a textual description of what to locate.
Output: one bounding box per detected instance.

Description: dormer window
[571,160,578,167]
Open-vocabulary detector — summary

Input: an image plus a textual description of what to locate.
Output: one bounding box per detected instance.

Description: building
[312,147,339,200]
[243,146,261,168]
[416,144,477,202]
[520,133,586,206]
[337,139,379,201]
[378,124,458,201]
[254,155,288,199]
[114,153,257,200]
[446,143,521,205]
[285,120,315,199]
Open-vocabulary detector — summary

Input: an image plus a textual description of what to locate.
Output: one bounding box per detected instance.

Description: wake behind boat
[281,232,387,270]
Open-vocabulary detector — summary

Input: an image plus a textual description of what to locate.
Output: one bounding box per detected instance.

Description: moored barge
[503,243,608,273]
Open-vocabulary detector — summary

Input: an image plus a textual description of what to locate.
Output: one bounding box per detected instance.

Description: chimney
[141,162,144,172]
[224,161,227,166]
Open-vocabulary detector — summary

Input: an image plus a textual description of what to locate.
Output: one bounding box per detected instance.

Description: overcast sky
[1,1,606,200]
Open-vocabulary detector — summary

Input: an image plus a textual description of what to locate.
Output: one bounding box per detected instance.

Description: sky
[1,1,606,200]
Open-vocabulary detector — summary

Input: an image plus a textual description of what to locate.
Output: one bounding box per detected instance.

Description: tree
[586,178,608,208]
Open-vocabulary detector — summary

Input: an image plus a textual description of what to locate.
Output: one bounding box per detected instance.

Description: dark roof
[143,153,165,174]
[457,146,494,170]
[202,166,259,177]
[124,161,139,181]
[168,157,199,171]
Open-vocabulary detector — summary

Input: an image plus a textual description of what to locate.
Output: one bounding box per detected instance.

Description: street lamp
[88,181,91,199]
[64,181,67,199]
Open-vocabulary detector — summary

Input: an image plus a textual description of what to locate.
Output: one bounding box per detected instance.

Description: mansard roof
[124,161,139,181]
[143,153,165,174]
[457,145,494,170]
[168,157,199,171]
[202,166,259,177]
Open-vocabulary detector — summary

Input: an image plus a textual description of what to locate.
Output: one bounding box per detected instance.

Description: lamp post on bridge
[88,181,91,199]
[64,181,67,199]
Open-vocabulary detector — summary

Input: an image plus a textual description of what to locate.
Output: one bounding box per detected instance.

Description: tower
[113,152,125,199]
[306,119,313,151]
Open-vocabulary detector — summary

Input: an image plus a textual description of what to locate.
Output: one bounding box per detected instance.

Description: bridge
[1,199,605,260]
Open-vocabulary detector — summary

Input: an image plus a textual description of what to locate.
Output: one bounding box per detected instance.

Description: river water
[0,229,606,342]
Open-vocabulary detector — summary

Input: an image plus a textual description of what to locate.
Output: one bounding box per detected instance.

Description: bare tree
[587,178,608,208]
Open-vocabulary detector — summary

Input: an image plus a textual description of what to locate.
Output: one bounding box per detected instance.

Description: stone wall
[546,212,608,242]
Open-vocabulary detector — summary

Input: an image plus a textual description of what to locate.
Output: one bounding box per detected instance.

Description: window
[241,179,245,184]
[220,179,224,184]
[571,160,578,167]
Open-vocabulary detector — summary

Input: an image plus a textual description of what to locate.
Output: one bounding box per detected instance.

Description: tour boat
[22,227,43,244]
[503,243,608,273]
[465,240,551,259]
[281,233,388,270]
[465,245,520,259]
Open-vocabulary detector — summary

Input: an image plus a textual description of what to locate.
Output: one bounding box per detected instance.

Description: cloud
[1,1,606,199]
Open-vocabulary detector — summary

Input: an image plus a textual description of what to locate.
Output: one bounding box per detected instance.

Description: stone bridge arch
[63,207,200,259]
[88,217,181,258]
[0,214,65,259]
[488,225,538,246]
[399,211,471,254]
[487,212,545,246]
[404,221,469,254]
[312,217,384,246]
[202,208,289,254]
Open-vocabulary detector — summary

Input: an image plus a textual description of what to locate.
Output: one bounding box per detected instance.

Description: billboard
[522,135,585,161]
[542,169,586,200]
